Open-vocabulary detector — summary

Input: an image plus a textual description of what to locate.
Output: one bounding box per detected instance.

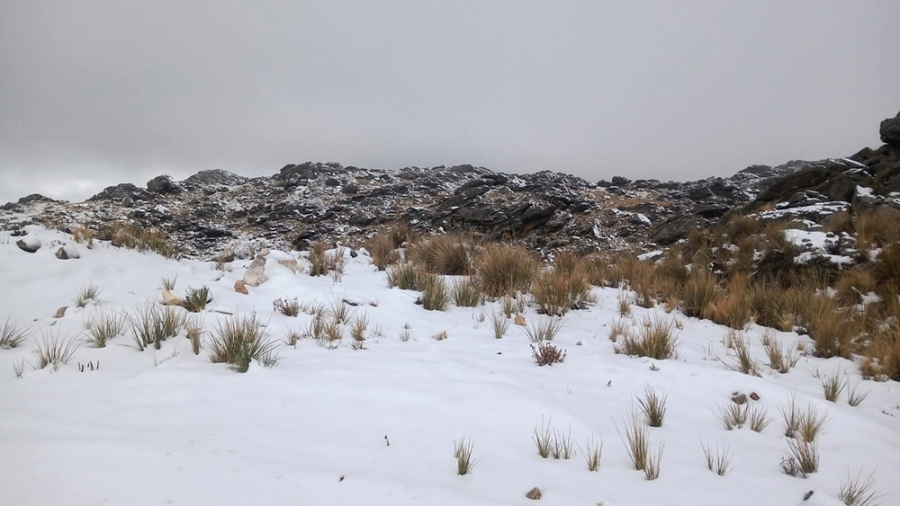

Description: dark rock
[147,175,180,194]
[16,238,40,253]
[880,111,900,147]
[611,176,631,186]
[648,215,702,245]
[17,194,58,204]
[183,169,246,186]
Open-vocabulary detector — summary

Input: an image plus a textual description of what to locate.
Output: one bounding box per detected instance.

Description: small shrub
[34,331,79,370]
[839,469,881,506]
[419,274,450,311]
[860,321,900,382]
[72,224,94,246]
[803,296,862,359]
[608,319,628,343]
[209,314,279,373]
[835,267,877,305]
[475,244,539,297]
[451,277,483,307]
[822,371,847,402]
[74,283,101,308]
[284,327,303,347]
[531,342,567,366]
[0,317,31,349]
[431,330,448,341]
[500,293,527,318]
[618,415,649,471]
[84,311,127,348]
[637,386,667,428]
[782,398,828,442]
[707,275,754,329]
[273,297,301,317]
[183,286,211,312]
[386,263,422,290]
[454,437,477,475]
[308,241,345,277]
[701,442,731,476]
[489,311,510,339]
[349,313,369,343]
[523,317,564,343]
[614,316,678,360]
[855,208,900,251]
[617,292,632,317]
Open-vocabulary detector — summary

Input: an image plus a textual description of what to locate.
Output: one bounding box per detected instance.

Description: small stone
[234,279,249,295]
[525,487,542,500]
[514,314,526,326]
[731,392,748,405]
[55,247,68,259]
[54,306,68,318]
[749,392,760,401]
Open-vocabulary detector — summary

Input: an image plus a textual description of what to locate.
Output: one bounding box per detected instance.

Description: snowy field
[1,226,897,506]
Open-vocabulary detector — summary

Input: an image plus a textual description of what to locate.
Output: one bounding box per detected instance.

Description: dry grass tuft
[419,274,450,311]
[532,265,595,316]
[84,311,127,348]
[784,438,819,476]
[618,415,649,471]
[34,330,79,370]
[522,316,564,343]
[364,232,400,271]
[489,311,510,339]
[582,436,603,471]
[273,297,301,317]
[637,386,667,427]
[701,442,732,476]
[0,317,31,349]
[474,244,539,298]
[453,437,477,475]
[100,222,176,258]
[721,330,761,376]
[451,277,483,307]
[839,469,881,506]
[762,331,800,373]
[714,402,748,430]
[860,321,900,382]
[308,241,345,278]
[822,370,847,402]
[614,316,679,360]
[679,268,719,319]
[855,208,900,251]
[386,262,423,290]
[209,314,278,373]
[407,235,477,275]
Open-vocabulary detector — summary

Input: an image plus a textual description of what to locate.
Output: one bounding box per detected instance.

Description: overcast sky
[1,1,898,204]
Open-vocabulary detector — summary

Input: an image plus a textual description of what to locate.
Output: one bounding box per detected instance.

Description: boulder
[147,175,180,194]
[880,111,900,147]
[15,236,41,253]
[243,256,268,286]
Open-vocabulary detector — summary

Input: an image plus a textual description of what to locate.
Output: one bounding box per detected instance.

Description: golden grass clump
[100,222,176,258]
[364,232,400,271]
[532,265,594,316]
[406,234,477,275]
[474,244,540,297]
[679,268,719,319]
[854,208,900,251]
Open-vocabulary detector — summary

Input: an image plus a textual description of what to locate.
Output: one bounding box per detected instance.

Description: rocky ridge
[2,112,899,260]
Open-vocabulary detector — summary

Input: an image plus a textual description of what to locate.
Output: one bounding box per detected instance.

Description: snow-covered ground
[1,226,897,506]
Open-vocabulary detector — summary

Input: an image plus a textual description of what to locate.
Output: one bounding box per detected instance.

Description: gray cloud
[1,0,898,203]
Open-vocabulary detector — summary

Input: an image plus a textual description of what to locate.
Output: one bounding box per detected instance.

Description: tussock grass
[714,402,748,430]
[822,371,847,402]
[781,398,828,442]
[0,317,31,349]
[349,313,369,343]
[637,386,667,428]
[532,266,594,316]
[614,316,679,360]
[803,295,862,359]
[13,356,26,378]
[160,276,177,291]
[74,283,101,308]
[839,469,881,506]
[533,418,553,458]
[618,415,649,471]
[34,330,79,370]
[855,208,900,251]
[550,429,575,460]
[489,311,510,339]
[847,385,870,407]
[129,303,185,351]
[84,311,127,348]
[272,297,301,317]
[386,263,423,290]
[644,444,664,480]
[835,267,877,305]
[419,274,450,311]
[608,318,629,343]
[762,331,799,373]
[581,436,603,471]
[679,268,719,319]
[785,438,819,475]
[617,292,632,317]
[330,299,351,324]
[453,437,477,475]
[860,321,900,382]
[183,286,211,312]
[209,314,279,372]
[701,442,731,476]
[72,224,94,246]
[101,222,176,258]
[531,341,567,366]
[407,235,476,275]
[474,244,539,298]
[748,405,772,433]
[706,275,754,329]
[721,330,761,376]
[364,233,400,271]
[451,277,483,307]
[186,318,203,355]
[308,241,345,277]
[522,316,564,343]
[499,293,527,318]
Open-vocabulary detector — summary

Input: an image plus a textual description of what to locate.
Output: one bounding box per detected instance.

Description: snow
[1,226,898,506]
